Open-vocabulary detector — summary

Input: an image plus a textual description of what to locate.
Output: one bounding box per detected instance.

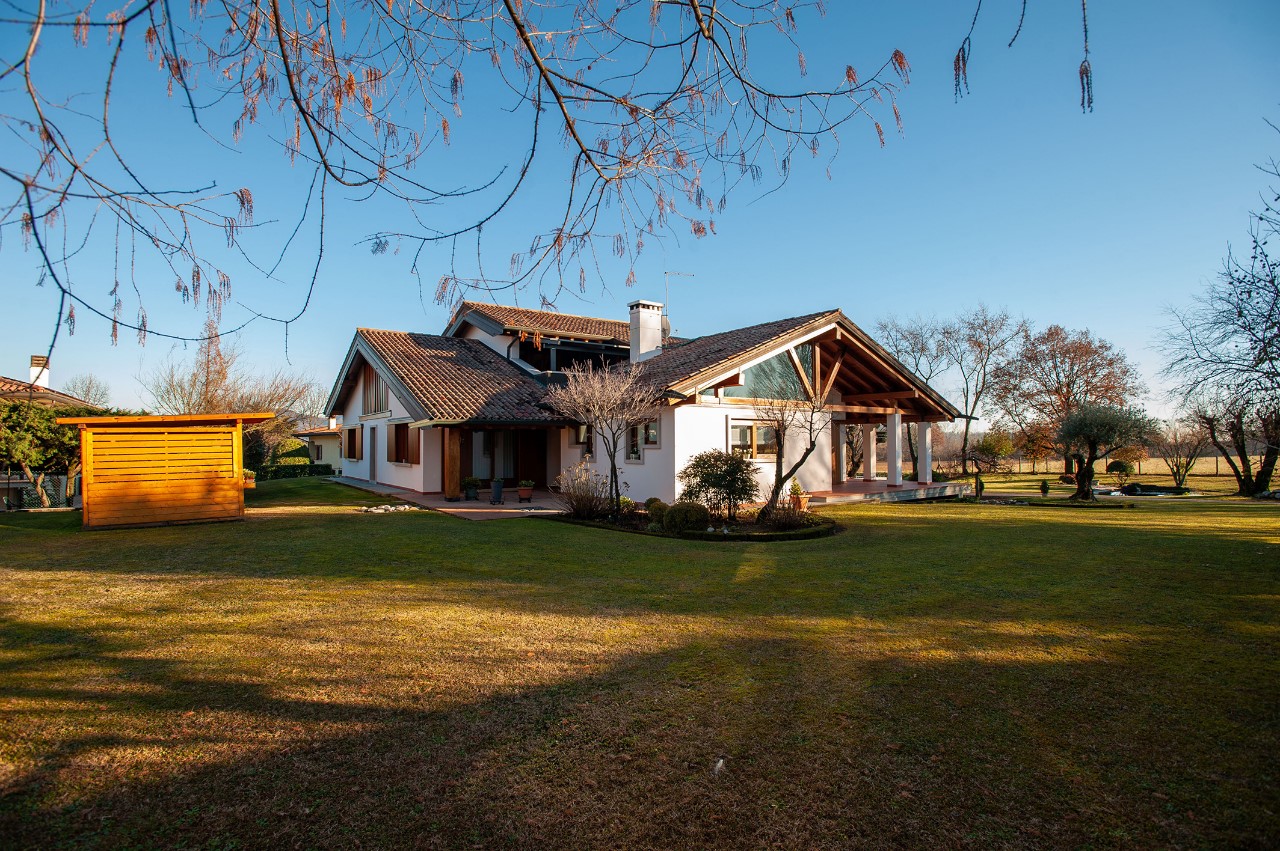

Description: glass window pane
[730,424,753,456]
[755,426,779,460]
[644,421,659,445]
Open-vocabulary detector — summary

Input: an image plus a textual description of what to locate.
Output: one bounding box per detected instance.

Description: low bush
[646,500,670,525]
[553,462,611,520]
[255,463,334,480]
[1106,460,1135,475]
[764,507,808,530]
[1059,474,1076,484]
[663,501,711,534]
[676,450,759,519]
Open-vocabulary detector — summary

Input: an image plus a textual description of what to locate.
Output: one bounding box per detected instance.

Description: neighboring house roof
[0,376,94,408]
[328,329,568,426]
[447,301,632,343]
[294,425,341,437]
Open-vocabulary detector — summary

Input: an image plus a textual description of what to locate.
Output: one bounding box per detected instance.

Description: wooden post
[443,427,462,499]
[79,428,93,528]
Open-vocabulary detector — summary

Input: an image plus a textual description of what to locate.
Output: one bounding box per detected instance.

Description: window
[343,426,363,460]
[573,424,594,456]
[730,421,778,461]
[387,423,420,464]
[643,421,660,447]
[314,444,323,461]
[626,426,642,462]
[722,344,814,401]
[362,364,389,414]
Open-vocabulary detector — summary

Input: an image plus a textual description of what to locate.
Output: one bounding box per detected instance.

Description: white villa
[321,300,961,504]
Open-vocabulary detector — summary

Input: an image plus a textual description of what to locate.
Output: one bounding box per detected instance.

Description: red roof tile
[454,301,631,343]
[357,329,564,424]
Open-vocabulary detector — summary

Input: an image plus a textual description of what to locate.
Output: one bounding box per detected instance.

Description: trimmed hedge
[255,463,335,480]
[646,500,670,525]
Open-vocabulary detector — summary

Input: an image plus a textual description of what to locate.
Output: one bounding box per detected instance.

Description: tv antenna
[663,270,694,339]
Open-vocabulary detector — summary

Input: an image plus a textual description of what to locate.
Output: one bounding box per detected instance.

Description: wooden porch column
[834,422,848,484]
[862,423,878,481]
[886,412,903,487]
[918,422,933,484]
[442,427,461,499]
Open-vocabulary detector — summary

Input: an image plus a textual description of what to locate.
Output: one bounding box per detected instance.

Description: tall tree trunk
[18,462,51,508]
[960,419,972,475]
[1071,446,1098,501]
[906,423,918,476]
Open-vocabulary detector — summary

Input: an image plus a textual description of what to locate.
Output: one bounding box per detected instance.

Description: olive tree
[1057,405,1156,501]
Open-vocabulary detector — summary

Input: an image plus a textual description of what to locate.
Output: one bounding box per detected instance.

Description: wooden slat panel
[81,423,245,528]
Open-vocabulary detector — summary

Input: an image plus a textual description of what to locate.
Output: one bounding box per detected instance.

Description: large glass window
[721,344,813,401]
[730,421,778,461]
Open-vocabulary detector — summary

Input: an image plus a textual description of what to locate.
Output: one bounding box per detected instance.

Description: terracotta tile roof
[0,376,92,407]
[455,301,631,342]
[357,329,564,425]
[635,310,841,391]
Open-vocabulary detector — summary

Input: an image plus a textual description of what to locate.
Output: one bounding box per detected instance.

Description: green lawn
[973,469,1246,497]
[2,479,1277,848]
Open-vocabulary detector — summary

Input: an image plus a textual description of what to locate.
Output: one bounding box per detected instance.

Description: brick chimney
[29,355,49,388]
[628,300,664,362]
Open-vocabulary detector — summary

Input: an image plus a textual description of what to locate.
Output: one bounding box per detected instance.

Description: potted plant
[788,479,809,511]
[490,478,505,505]
[461,476,482,501]
[242,469,256,489]
[517,479,535,502]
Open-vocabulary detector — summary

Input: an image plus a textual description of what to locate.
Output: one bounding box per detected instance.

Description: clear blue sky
[4,0,1278,420]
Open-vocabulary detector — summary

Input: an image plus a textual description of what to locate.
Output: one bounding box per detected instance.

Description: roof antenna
[663,270,694,340]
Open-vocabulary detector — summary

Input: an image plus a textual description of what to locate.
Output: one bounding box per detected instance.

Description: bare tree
[61,374,111,408]
[1151,418,1210,489]
[876,314,947,473]
[543,362,662,513]
[141,317,321,465]
[1161,128,1280,495]
[939,305,1026,475]
[2,2,1093,350]
[749,350,829,516]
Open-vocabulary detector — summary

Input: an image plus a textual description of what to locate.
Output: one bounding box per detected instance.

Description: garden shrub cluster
[645,498,670,525]
[270,438,312,466]
[553,462,611,519]
[676,450,759,519]
[663,501,711,533]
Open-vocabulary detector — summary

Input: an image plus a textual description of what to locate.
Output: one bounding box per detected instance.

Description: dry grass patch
[0,480,1276,848]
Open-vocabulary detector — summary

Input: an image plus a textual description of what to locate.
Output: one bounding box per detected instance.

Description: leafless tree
[141,317,322,464]
[2,1,1093,354]
[939,305,1026,474]
[1151,418,1210,489]
[749,350,829,515]
[61,374,112,408]
[1161,127,1279,495]
[876,314,947,472]
[543,361,662,513]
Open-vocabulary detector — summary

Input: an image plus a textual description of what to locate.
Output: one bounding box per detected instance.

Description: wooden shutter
[388,425,398,462]
[354,425,364,460]
[407,427,421,464]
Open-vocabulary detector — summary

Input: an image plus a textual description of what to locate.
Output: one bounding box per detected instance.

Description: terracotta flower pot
[790,494,809,511]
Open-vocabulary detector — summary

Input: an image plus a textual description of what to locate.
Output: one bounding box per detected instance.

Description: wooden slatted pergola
[56,413,274,529]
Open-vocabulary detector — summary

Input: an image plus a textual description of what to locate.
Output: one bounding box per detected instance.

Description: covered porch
[808,477,968,505]
[432,423,567,499]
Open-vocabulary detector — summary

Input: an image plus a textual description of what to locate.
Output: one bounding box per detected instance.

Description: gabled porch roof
[636,310,961,422]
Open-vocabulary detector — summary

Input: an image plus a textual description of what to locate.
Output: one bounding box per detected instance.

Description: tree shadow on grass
[1,611,1274,849]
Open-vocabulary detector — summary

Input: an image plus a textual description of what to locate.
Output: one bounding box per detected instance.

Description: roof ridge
[458,300,628,326]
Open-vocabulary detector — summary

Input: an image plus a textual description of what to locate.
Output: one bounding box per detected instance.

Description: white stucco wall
[567,401,833,505]
[337,365,435,491]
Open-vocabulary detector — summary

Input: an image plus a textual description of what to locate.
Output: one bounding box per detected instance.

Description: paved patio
[331,476,563,521]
